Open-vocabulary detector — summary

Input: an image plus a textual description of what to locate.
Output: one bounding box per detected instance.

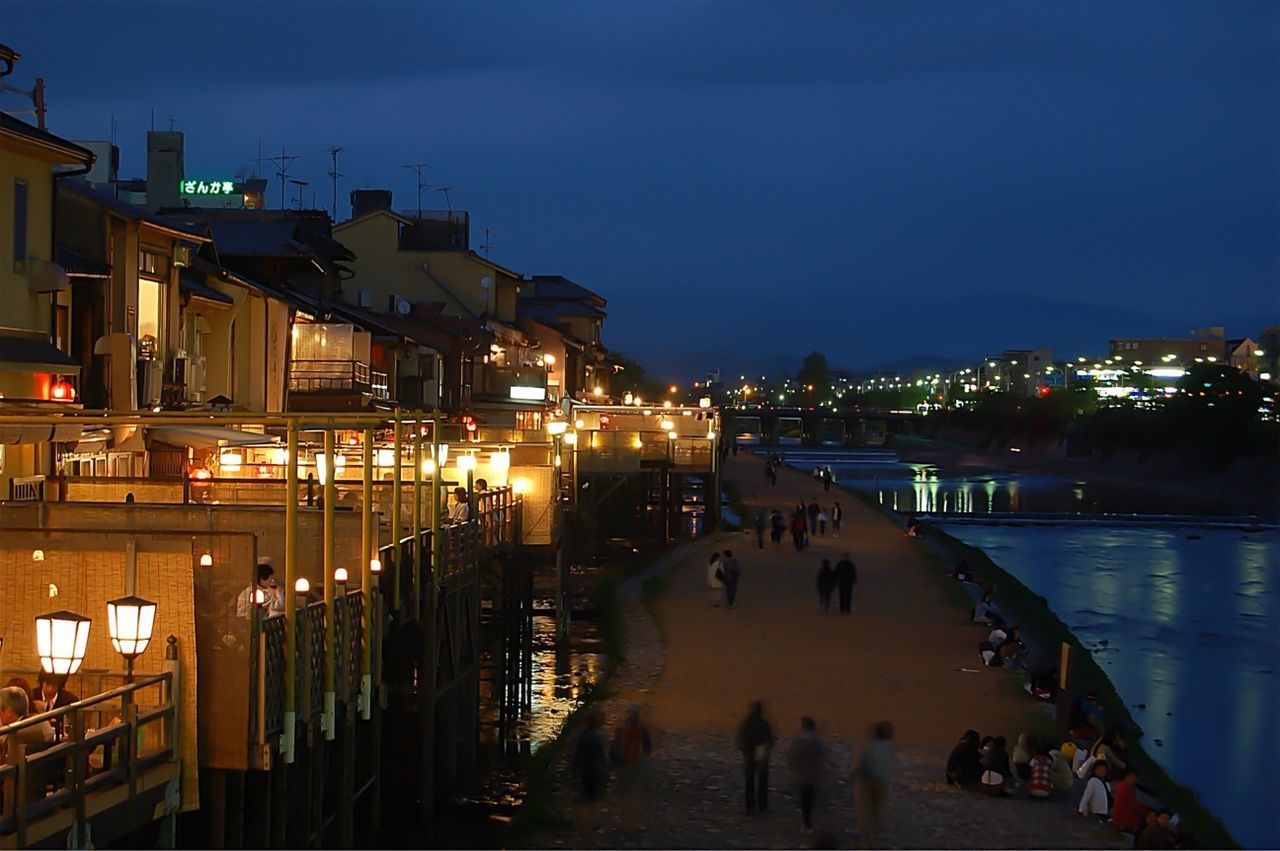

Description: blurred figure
[610,706,653,828]
[980,735,1011,796]
[570,710,609,832]
[736,701,775,815]
[853,720,895,847]
[831,502,843,539]
[770,510,786,547]
[786,716,825,835]
[816,559,836,614]
[807,500,820,535]
[722,550,742,609]
[707,552,725,607]
[1137,809,1175,849]
[754,512,766,549]
[945,729,982,788]
[1111,768,1147,835]
[835,554,858,615]
[821,467,833,492]
[33,672,79,741]
[791,509,807,552]
[0,686,54,765]
[448,486,470,522]
[817,507,828,536]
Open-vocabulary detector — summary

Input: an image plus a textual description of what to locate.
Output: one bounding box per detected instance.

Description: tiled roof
[60,180,210,240]
[0,113,94,164]
[0,334,80,370]
[180,271,235,305]
[525,274,606,307]
[205,218,312,258]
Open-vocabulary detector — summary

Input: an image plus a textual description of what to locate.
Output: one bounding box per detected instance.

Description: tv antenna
[325,145,344,221]
[289,179,309,210]
[402,162,428,218]
[267,146,301,210]
[479,226,495,258]
[435,185,455,212]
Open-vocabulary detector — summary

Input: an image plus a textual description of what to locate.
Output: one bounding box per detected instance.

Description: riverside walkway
[537,453,1128,849]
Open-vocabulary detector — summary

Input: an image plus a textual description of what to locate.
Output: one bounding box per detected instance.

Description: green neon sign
[179,180,238,196]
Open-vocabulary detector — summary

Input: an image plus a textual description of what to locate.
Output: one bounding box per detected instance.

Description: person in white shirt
[706,552,725,607]
[447,487,470,523]
[236,560,284,619]
[1078,759,1110,818]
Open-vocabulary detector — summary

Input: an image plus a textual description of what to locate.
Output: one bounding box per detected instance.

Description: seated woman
[1077,760,1111,820]
[1050,747,1077,793]
[1028,745,1055,799]
[980,736,1011,797]
[1011,733,1032,781]
[945,729,984,788]
[998,628,1029,670]
[972,591,1000,624]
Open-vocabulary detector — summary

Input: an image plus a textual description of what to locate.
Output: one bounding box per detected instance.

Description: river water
[783,449,1280,848]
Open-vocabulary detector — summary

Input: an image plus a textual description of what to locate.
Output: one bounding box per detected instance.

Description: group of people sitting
[945,728,1184,847]
[967,587,1030,670]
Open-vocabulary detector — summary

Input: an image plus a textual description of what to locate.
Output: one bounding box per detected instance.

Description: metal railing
[8,475,44,502]
[289,359,389,398]
[0,669,178,847]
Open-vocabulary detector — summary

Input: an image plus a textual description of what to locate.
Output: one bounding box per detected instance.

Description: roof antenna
[480,226,495,258]
[267,146,301,210]
[435,185,455,213]
[402,163,428,218]
[325,145,344,222]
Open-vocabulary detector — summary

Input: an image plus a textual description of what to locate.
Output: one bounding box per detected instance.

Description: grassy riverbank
[847,483,1237,849]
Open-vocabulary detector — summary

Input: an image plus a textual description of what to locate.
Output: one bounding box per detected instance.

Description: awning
[0,335,80,373]
[146,425,279,450]
[0,424,83,445]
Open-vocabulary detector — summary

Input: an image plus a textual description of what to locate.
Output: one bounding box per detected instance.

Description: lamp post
[35,611,92,677]
[106,595,157,683]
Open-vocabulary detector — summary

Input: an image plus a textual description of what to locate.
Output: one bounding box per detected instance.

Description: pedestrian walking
[736,701,775,815]
[571,710,609,832]
[791,510,807,552]
[707,552,725,607]
[822,467,832,492]
[610,705,653,827]
[831,502,843,539]
[817,508,828,537]
[806,500,820,535]
[722,549,742,608]
[754,512,766,549]
[770,510,785,548]
[835,552,858,614]
[853,721,895,847]
[787,717,825,835]
[817,559,836,613]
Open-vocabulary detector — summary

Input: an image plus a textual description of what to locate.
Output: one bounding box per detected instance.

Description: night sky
[4,1,1277,378]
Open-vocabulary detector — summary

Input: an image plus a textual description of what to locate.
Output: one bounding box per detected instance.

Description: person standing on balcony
[448,487,470,523]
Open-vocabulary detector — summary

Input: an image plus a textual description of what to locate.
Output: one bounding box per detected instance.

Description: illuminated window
[138,278,163,343]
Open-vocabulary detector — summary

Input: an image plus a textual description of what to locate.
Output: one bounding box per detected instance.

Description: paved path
[535,453,1128,849]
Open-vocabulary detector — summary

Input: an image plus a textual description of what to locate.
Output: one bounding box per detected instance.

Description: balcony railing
[289,360,389,399]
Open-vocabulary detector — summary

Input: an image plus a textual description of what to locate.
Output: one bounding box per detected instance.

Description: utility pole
[402,163,428,218]
[268,146,301,210]
[326,146,344,222]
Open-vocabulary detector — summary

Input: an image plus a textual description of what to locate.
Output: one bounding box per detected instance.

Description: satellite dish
[395,297,412,316]
[481,276,492,289]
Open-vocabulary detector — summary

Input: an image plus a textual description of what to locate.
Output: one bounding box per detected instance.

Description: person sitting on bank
[998,627,1028,669]
[945,729,983,788]
[950,559,973,582]
[0,686,55,765]
[1050,744,1078,793]
[1077,760,1111,820]
[448,487,470,523]
[1136,809,1175,849]
[979,736,1011,796]
[1069,692,1106,739]
[972,591,1001,624]
[904,513,925,538]
[1110,768,1147,835]
[1091,730,1128,775]
[1028,741,1055,799]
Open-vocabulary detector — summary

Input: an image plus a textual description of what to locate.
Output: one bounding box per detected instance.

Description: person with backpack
[707,552,725,607]
[610,706,654,826]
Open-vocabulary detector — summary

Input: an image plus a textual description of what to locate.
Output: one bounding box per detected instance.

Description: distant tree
[795,352,832,403]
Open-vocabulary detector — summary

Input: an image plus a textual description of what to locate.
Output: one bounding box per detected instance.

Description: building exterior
[0,113,95,495]
[1108,327,1226,365]
[517,275,610,402]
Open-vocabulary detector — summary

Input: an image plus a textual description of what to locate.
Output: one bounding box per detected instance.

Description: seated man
[0,686,55,765]
[33,672,79,742]
[972,591,1000,624]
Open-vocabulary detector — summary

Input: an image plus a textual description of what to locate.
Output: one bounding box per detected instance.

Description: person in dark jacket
[980,735,1011,796]
[770,510,786,547]
[834,554,858,614]
[571,710,609,804]
[791,510,807,552]
[945,729,984,787]
[722,550,742,609]
[754,512,766,549]
[806,501,820,534]
[736,701,775,815]
[817,559,836,614]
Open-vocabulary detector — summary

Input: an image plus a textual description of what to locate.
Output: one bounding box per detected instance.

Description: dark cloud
[3,0,1276,376]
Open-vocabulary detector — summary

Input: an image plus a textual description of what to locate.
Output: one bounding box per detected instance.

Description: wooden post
[412,412,423,620]
[361,426,374,720]
[392,412,403,614]
[283,423,299,763]
[209,768,227,849]
[323,426,337,740]
[422,411,441,825]
[1057,641,1074,731]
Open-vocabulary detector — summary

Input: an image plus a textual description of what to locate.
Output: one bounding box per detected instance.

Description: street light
[545,420,568,437]
[106,595,157,683]
[334,567,349,586]
[35,610,92,676]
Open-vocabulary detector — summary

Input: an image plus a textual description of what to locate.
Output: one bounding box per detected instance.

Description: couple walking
[707,550,742,608]
[817,553,859,614]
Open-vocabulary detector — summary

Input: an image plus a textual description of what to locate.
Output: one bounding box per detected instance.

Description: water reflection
[940,524,1280,849]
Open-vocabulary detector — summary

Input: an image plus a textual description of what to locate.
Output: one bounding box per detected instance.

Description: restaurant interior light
[376,449,395,467]
[106,595,157,664]
[35,610,91,676]
[32,549,45,562]
[421,458,436,476]
[512,477,532,495]
[199,552,214,567]
[592,386,603,397]
[316,453,330,486]
[370,557,382,574]
[668,430,678,440]
[699,396,711,409]
[295,577,311,596]
[457,453,477,473]
[219,450,243,470]
[335,567,349,584]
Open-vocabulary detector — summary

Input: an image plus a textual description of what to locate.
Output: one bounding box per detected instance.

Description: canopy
[146,425,278,450]
[0,424,83,445]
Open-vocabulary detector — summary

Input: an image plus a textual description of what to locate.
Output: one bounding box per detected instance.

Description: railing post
[322,425,337,741]
[283,422,299,763]
[13,741,27,848]
[422,409,442,824]
[360,426,374,720]
[71,708,88,848]
[412,412,423,620]
[392,411,403,614]
[164,635,180,761]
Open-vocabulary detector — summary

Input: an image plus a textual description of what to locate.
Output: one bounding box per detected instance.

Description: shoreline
[834,477,1240,849]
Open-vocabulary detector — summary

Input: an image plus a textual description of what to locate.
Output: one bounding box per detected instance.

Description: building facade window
[13,180,28,272]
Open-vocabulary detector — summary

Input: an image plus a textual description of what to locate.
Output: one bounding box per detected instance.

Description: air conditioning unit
[141,359,163,406]
[172,245,192,268]
[358,289,373,308]
[189,356,207,397]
